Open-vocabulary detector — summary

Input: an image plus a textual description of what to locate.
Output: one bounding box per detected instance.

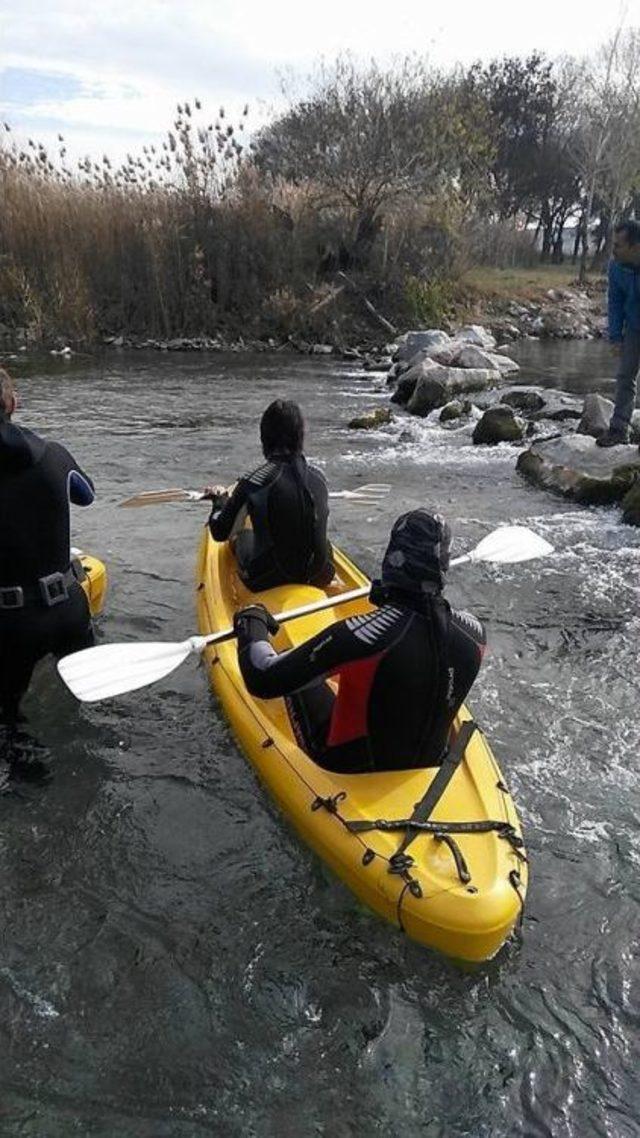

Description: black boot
[5,729,51,784]
[596,430,629,447]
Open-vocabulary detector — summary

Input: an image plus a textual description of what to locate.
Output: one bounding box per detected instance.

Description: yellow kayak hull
[77,553,107,617]
[196,532,528,962]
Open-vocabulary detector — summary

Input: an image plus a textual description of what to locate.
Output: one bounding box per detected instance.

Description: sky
[1,0,640,164]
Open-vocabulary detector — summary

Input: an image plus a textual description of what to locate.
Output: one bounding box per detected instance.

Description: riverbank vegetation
[2,31,639,346]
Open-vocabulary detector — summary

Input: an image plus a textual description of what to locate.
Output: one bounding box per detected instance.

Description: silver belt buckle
[0,585,24,609]
[39,572,68,607]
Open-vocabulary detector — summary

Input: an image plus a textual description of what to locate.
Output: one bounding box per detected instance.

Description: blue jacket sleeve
[69,469,95,506]
[53,443,95,505]
[608,262,625,342]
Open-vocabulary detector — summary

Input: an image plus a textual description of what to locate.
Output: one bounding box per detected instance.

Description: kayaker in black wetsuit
[204,400,334,592]
[233,510,486,773]
[0,369,96,728]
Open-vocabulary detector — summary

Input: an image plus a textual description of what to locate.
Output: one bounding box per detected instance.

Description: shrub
[404,275,457,327]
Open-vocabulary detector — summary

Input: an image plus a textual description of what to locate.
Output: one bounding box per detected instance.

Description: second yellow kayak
[76,551,107,617]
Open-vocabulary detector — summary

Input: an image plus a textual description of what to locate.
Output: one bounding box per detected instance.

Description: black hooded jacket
[0,420,94,587]
[236,591,486,771]
[209,453,331,590]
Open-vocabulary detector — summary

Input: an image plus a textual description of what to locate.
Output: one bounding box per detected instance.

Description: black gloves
[209,493,230,513]
[202,484,230,512]
[233,603,280,644]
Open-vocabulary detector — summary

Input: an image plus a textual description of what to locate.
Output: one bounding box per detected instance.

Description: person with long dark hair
[204,400,334,591]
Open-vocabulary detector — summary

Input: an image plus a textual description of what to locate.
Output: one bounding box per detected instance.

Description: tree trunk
[539,203,552,264]
[572,214,584,264]
[596,216,610,262]
[336,271,397,336]
[578,184,596,285]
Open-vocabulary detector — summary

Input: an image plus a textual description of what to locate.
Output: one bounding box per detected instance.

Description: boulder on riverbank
[456,324,497,350]
[517,434,640,504]
[407,367,500,417]
[576,393,640,441]
[348,407,392,430]
[455,345,520,375]
[385,323,522,418]
[473,405,525,445]
[577,393,612,438]
[394,330,451,363]
[500,389,546,413]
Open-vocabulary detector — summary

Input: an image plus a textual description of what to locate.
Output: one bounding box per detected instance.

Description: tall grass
[0,105,464,345]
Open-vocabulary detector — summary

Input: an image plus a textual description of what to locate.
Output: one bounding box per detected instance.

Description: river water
[0,341,638,1137]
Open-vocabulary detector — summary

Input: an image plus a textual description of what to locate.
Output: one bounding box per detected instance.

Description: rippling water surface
[0,341,638,1137]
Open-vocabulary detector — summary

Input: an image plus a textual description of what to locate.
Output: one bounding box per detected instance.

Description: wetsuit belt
[0,565,79,610]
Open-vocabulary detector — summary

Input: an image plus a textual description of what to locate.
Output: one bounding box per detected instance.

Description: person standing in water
[0,369,95,730]
[597,219,640,447]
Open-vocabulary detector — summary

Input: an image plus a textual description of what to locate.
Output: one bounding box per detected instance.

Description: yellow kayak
[196,531,528,962]
[76,551,108,617]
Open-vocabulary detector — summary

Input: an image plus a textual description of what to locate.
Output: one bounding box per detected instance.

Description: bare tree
[569,26,638,282]
[253,57,493,266]
[597,30,640,250]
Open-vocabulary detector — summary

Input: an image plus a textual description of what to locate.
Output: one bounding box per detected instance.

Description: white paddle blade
[57,639,197,702]
[58,586,371,703]
[471,525,554,565]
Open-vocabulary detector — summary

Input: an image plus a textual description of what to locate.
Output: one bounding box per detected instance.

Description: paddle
[449,525,554,567]
[58,524,553,703]
[118,483,391,508]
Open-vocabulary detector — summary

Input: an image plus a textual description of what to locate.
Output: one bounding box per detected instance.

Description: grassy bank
[462,264,604,301]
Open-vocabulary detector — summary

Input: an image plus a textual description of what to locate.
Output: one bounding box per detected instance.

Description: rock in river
[576,393,613,439]
[517,434,640,504]
[348,408,392,430]
[456,324,497,350]
[440,400,468,422]
[473,406,525,445]
[390,358,443,406]
[394,330,451,363]
[407,367,500,417]
[456,345,520,375]
[500,389,546,413]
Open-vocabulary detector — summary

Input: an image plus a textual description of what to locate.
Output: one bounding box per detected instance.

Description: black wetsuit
[0,420,95,721]
[209,453,333,592]
[236,592,486,773]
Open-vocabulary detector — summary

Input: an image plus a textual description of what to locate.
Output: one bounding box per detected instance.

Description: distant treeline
[2,35,639,344]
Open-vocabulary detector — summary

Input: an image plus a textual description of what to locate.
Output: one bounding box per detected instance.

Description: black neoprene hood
[381,509,452,593]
